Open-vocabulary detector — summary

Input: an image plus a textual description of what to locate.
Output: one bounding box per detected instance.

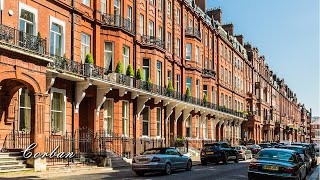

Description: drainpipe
[71,0,75,153]
[133,0,137,156]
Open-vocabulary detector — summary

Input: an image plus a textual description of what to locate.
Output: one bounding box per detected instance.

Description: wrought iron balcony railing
[185,27,201,40]
[101,14,135,34]
[48,55,85,76]
[202,69,216,78]
[0,24,47,55]
[141,35,165,49]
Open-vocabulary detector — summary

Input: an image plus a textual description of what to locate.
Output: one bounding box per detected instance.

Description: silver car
[132,147,192,176]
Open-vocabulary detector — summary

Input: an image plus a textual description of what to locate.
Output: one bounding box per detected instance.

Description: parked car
[235,146,253,161]
[248,148,307,180]
[200,142,239,165]
[258,143,272,149]
[291,142,317,167]
[132,148,192,176]
[279,145,312,174]
[248,145,262,155]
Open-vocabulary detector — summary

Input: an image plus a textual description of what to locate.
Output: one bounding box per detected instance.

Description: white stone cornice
[183,107,194,122]
[75,79,92,113]
[154,98,162,105]
[137,96,150,118]
[131,91,139,99]
[174,105,186,124]
[119,89,127,97]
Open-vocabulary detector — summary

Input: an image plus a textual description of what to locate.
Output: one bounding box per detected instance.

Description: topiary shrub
[168,80,174,91]
[203,94,208,103]
[85,54,94,64]
[136,68,144,80]
[115,61,124,74]
[126,64,134,77]
[186,87,191,97]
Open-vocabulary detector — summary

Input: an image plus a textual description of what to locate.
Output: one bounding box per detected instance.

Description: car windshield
[143,149,165,155]
[257,150,293,162]
[250,145,260,148]
[235,147,241,150]
[259,144,271,148]
[286,147,304,154]
[204,144,220,150]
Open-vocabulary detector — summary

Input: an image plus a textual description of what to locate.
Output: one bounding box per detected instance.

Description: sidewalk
[309,157,320,180]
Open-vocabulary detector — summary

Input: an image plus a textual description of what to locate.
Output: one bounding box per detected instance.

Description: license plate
[206,152,214,155]
[263,165,279,171]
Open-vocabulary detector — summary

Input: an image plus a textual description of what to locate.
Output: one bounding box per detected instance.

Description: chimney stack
[235,35,244,45]
[195,0,206,12]
[207,8,222,24]
[222,23,234,36]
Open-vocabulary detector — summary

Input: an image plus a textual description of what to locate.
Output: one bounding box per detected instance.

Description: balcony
[185,27,201,40]
[0,24,47,58]
[202,69,216,79]
[101,14,135,35]
[140,35,165,49]
[48,55,85,76]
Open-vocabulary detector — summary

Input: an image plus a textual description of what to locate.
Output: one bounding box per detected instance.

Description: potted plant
[185,87,191,102]
[109,61,124,82]
[136,68,144,89]
[203,94,208,106]
[146,78,152,91]
[84,53,94,76]
[125,64,134,86]
[61,53,67,70]
[37,32,44,53]
[167,80,174,97]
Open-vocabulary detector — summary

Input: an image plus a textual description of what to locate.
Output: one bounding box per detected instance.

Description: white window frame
[81,33,90,63]
[104,41,114,71]
[176,38,180,57]
[156,61,162,86]
[176,74,181,92]
[50,87,66,134]
[167,1,171,18]
[148,20,154,37]
[101,0,106,13]
[158,26,162,40]
[196,115,200,139]
[103,98,114,136]
[211,86,215,104]
[158,0,162,11]
[156,107,162,137]
[49,16,66,56]
[203,119,208,139]
[186,43,192,60]
[19,2,38,36]
[142,106,150,137]
[18,88,31,132]
[195,45,199,63]
[167,32,171,52]
[139,14,144,35]
[196,79,200,99]
[122,100,130,137]
[123,45,130,71]
[176,8,180,24]
[186,116,192,138]
[82,0,90,6]
[127,6,132,23]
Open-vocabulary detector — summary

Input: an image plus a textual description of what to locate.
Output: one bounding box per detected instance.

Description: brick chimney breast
[195,0,206,12]
[222,23,234,36]
[235,35,244,46]
[206,8,222,24]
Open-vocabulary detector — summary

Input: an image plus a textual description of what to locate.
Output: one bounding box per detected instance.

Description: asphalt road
[53,161,250,180]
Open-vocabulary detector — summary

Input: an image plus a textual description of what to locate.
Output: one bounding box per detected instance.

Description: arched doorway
[0,79,36,150]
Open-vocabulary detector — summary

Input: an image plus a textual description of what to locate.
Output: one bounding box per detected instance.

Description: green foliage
[85,54,94,64]
[136,68,144,80]
[126,64,134,77]
[115,61,124,74]
[37,32,42,43]
[203,94,208,103]
[147,78,152,85]
[186,87,191,97]
[168,80,174,92]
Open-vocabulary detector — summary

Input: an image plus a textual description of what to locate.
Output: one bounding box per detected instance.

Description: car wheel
[201,160,207,166]
[164,163,172,175]
[186,160,192,171]
[135,172,144,176]
[234,156,239,163]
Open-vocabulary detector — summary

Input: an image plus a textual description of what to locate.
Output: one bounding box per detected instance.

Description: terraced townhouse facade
[0,0,310,169]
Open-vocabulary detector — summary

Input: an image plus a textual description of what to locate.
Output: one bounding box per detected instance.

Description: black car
[291,143,317,167]
[248,148,307,180]
[200,142,239,165]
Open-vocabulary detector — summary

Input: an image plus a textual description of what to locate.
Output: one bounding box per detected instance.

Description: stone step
[0,168,33,173]
[0,156,24,161]
[0,164,27,170]
[0,152,23,157]
[0,160,26,166]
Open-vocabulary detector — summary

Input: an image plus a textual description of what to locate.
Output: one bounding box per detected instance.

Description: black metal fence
[2,131,31,150]
[101,13,135,34]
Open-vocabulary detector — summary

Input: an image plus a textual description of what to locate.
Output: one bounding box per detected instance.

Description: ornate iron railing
[0,24,47,55]
[141,35,165,49]
[202,69,216,78]
[48,55,85,76]
[101,14,135,34]
[185,27,201,39]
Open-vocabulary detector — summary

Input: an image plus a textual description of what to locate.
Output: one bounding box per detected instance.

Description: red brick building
[0,0,309,170]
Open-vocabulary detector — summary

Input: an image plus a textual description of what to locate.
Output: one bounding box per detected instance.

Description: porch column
[29,93,48,171]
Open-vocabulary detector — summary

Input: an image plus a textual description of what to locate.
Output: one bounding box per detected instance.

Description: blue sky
[207,0,320,116]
